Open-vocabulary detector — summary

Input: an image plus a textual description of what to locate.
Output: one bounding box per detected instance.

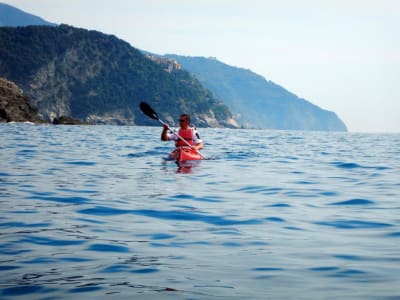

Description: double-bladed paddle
[139,102,205,159]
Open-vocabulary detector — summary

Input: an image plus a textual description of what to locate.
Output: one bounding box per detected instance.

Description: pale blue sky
[4,0,400,132]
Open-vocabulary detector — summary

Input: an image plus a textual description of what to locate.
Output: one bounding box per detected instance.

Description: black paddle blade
[139,102,159,120]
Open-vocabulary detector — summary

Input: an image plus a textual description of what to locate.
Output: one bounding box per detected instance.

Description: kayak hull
[169,147,203,162]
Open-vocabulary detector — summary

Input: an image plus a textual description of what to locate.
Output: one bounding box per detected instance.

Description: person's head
[179,114,190,128]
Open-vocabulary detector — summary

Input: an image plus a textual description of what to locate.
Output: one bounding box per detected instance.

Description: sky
[3,0,400,132]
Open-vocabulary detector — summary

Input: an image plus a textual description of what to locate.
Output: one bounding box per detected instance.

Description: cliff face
[0,77,46,123]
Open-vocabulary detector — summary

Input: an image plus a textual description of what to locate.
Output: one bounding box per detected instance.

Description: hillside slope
[0,25,234,127]
[165,55,347,131]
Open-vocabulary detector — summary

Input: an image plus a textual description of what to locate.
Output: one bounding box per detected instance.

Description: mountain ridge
[0,3,56,27]
[164,55,347,131]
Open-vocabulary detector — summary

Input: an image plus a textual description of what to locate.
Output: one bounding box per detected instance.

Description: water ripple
[236,185,283,194]
[329,198,375,205]
[26,195,91,204]
[315,219,393,229]
[20,236,86,246]
[130,268,159,274]
[266,203,291,207]
[78,206,262,226]
[386,232,400,237]
[69,285,103,293]
[2,285,45,296]
[331,161,390,170]
[87,244,130,253]
[63,161,97,166]
[162,193,224,203]
[0,221,51,228]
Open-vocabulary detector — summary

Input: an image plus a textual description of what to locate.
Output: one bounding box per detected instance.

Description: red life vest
[175,128,194,147]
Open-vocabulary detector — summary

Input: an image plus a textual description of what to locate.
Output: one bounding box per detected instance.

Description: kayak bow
[169,147,203,162]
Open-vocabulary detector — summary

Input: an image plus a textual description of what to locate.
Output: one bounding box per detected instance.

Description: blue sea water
[1,123,400,299]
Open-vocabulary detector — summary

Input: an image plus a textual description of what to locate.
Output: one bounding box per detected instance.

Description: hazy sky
[4,0,400,132]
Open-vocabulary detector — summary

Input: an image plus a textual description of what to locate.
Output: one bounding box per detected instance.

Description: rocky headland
[0,77,46,123]
[0,77,91,125]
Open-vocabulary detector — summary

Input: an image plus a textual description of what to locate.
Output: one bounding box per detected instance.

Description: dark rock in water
[53,115,90,125]
[0,77,46,123]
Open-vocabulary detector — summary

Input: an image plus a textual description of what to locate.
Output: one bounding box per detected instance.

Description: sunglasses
[179,119,188,122]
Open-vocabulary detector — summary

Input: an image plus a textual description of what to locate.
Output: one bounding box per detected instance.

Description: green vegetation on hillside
[0,25,232,126]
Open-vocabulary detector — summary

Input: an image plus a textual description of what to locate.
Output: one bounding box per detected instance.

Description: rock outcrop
[0,77,46,123]
[53,115,90,125]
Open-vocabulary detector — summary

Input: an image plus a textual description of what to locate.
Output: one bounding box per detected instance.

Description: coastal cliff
[0,77,46,123]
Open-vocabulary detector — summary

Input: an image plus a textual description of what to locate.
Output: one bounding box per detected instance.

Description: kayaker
[161,114,203,150]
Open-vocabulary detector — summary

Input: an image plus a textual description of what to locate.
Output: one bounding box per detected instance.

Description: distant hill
[0,25,234,126]
[0,3,56,27]
[165,55,347,131]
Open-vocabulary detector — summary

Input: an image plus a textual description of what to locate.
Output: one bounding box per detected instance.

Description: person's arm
[161,124,170,141]
[192,128,203,150]
[194,141,204,150]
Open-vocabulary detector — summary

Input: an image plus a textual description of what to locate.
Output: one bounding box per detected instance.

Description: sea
[1,123,399,300]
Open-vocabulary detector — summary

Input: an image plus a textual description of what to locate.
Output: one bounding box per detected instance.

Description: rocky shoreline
[52,115,91,125]
[0,77,89,125]
[0,77,46,123]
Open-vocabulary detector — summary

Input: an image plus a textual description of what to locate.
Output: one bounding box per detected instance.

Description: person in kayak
[161,114,203,150]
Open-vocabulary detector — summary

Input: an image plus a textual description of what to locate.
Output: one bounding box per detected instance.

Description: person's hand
[163,124,169,131]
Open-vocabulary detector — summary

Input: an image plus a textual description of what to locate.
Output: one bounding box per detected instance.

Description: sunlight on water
[1,124,400,299]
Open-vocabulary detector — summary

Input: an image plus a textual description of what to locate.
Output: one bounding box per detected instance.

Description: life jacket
[175,128,194,147]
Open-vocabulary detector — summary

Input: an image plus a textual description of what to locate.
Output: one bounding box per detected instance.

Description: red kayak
[168,147,203,162]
